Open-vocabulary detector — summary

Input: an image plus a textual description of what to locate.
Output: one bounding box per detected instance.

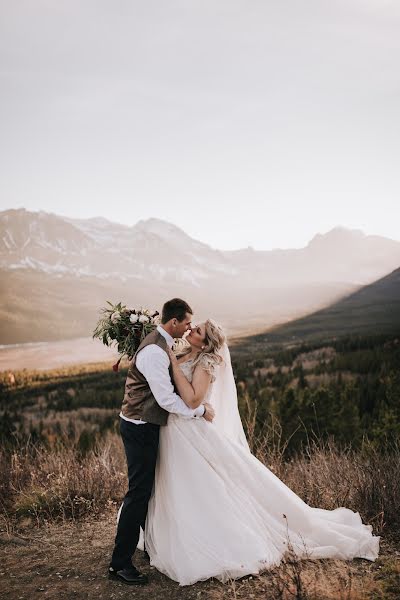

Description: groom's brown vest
[120,329,169,426]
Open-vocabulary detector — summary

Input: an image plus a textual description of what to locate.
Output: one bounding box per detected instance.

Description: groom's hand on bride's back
[203,403,215,422]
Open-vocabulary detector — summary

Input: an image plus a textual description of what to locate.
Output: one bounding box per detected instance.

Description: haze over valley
[1,208,399,365]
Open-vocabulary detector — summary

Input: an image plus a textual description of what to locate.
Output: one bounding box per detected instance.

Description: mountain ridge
[239,267,400,349]
[1,208,400,344]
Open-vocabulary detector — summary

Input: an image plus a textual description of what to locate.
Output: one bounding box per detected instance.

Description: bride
[142,320,379,586]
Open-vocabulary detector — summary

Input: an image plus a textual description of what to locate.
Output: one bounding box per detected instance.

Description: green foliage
[0,362,124,449]
[233,333,400,455]
[1,332,399,457]
[92,301,159,361]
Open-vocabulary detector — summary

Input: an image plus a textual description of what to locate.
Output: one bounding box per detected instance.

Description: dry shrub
[1,412,399,541]
[212,558,379,600]
[280,444,400,535]
[0,433,126,523]
[1,418,399,598]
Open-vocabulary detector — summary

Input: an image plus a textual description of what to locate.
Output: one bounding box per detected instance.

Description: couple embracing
[109,298,379,587]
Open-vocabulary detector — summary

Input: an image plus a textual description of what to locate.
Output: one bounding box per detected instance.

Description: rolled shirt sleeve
[136,345,205,419]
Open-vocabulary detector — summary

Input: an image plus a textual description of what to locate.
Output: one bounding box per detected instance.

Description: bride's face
[187,322,206,349]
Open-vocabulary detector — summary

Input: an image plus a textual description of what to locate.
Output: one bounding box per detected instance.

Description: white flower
[110,311,121,324]
[129,313,139,324]
[138,314,149,324]
[140,308,151,316]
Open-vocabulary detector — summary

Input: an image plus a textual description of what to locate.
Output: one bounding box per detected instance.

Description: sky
[0,0,399,250]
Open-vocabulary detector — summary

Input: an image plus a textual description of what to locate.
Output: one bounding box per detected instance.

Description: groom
[108,298,215,585]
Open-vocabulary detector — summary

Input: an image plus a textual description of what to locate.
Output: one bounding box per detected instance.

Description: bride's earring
[201,345,205,350]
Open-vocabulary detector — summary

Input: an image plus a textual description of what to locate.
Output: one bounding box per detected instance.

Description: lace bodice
[178,357,214,402]
[178,353,217,380]
[178,358,196,382]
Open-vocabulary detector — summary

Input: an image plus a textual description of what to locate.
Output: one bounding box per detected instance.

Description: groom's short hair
[162,298,193,324]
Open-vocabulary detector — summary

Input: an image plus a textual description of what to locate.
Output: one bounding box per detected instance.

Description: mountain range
[1,208,400,344]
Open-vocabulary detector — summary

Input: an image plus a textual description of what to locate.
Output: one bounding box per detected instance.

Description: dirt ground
[0,513,399,600]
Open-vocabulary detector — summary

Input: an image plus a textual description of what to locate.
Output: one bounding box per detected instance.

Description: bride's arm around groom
[135,339,213,418]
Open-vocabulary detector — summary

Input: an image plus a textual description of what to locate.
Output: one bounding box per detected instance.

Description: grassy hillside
[238,267,400,350]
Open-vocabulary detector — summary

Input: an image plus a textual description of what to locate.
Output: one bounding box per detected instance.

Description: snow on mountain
[1,209,400,288]
[0,209,237,284]
[1,209,93,255]
[66,215,134,249]
[2,208,400,344]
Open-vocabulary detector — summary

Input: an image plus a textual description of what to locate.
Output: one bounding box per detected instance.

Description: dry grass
[1,423,400,540]
[0,433,126,524]
[0,425,399,599]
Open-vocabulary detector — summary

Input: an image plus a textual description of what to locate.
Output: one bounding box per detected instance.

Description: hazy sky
[1,0,399,250]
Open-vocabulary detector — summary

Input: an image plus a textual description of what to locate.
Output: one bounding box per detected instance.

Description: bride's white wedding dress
[141,346,379,586]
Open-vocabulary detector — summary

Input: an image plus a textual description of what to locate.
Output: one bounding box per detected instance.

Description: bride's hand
[167,346,179,367]
[203,402,215,422]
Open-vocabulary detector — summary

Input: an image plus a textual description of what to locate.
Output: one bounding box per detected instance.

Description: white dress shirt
[120,325,205,424]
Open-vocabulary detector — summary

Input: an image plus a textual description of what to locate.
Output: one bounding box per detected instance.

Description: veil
[208,343,250,452]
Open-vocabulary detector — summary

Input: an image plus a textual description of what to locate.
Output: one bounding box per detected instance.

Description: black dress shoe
[108,565,149,585]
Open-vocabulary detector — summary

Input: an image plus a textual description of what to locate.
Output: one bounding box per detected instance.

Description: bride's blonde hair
[186,319,226,378]
[202,319,226,359]
[178,319,226,379]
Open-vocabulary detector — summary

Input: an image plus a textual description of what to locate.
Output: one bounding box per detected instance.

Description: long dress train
[142,357,379,586]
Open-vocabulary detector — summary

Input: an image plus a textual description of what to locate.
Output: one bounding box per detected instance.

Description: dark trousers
[110,418,160,570]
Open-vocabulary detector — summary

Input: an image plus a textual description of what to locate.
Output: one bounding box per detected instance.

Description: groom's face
[174,312,193,338]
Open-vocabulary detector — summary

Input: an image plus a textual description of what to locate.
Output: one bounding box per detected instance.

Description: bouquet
[93,301,160,371]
